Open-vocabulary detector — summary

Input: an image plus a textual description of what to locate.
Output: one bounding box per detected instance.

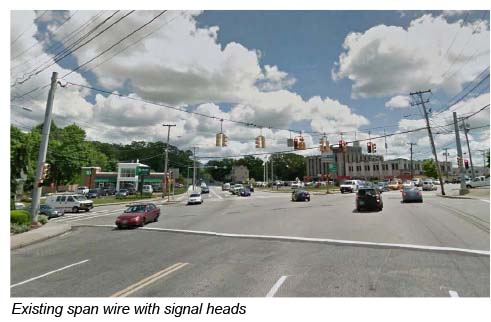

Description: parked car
[187,193,203,205]
[402,181,414,189]
[222,183,231,191]
[412,178,423,187]
[466,176,490,188]
[127,187,137,195]
[87,189,100,199]
[175,183,183,189]
[116,189,129,198]
[422,180,437,191]
[291,189,311,202]
[231,184,244,195]
[25,204,65,219]
[75,186,89,195]
[201,187,210,194]
[402,186,423,203]
[291,181,304,189]
[115,203,160,229]
[356,187,383,211]
[45,194,93,213]
[14,202,25,210]
[239,188,251,197]
[142,185,153,194]
[102,187,116,196]
[388,180,403,190]
[340,180,362,193]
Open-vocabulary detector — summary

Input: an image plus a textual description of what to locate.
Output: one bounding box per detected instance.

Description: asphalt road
[11,185,490,297]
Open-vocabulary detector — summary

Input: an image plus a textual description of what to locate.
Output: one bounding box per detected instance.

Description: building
[305,145,452,181]
[449,166,488,179]
[81,163,179,191]
[225,165,249,183]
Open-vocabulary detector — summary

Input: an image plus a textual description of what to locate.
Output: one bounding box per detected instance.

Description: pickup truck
[340,180,362,193]
[466,176,490,188]
[75,186,89,195]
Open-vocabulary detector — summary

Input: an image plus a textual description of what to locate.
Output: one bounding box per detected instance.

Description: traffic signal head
[216,133,222,147]
[464,159,469,169]
[41,163,50,180]
[223,134,228,147]
[373,143,377,153]
[293,138,299,150]
[261,136,266,148]
[367,142,372,153]
[255,136,261,148]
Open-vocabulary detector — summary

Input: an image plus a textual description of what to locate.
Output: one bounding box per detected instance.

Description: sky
[9,10,490,166]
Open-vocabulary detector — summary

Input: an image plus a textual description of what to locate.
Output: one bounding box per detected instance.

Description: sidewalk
[11,222,71,250]
[437,187,490,200]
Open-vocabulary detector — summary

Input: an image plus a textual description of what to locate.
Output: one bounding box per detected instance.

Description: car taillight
[402,192,407,197]
[417,191,422,196]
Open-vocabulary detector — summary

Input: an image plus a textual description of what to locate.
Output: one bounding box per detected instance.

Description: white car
[142,185,153,194]
[422,180,437,191]
[340,180,362,193]
[291,182,304,189]
[411,178,423,187]
[222,183,231,191]
[75,186,89,195]
[187,192,203,205]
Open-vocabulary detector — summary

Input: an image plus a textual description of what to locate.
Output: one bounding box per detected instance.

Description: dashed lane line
[11,259,90,288]
[79,225,490,256]
[266,275,288,297]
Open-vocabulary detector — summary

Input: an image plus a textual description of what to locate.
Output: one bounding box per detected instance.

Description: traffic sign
[137,167,150,176]
[328,163,337,173]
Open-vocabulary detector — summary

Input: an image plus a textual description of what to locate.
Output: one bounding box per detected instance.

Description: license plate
[359,201,365,205]
[122,220,127,224]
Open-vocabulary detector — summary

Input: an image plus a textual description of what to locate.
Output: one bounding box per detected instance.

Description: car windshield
[358,189,376,196]
[404,187,417,191]
[89,189,98,193]
[124,205,146,213]
[40,205,51,209]
[119,189,128,193]
[190,193,200,197]
[74,195,87,201]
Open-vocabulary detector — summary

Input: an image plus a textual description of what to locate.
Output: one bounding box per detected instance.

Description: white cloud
[385,95,412,109]
[332,14,490,98]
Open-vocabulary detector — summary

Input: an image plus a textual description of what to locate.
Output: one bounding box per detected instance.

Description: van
[46,194,94,213]
[222,183,231,191]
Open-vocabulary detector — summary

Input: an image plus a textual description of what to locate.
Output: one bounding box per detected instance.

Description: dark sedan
[115,203,160,229]
[201,187,210,194]
[239,188,251,197]
[291,189,310,202]
[87,189,100,199]
[356,187,383,211]
[402,186,423,203]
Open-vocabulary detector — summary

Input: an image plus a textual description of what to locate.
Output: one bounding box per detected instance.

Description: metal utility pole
[410,90,445,195]
[461,120,475,179]
[192,147,198,191]
[271,154,274,190]
[162,124,176,200]
[408,143,416,179]
[443,148,450,181]
[453,112,467,194]
[30,72,58,224]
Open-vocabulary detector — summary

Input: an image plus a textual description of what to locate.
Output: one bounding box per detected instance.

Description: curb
[437,194,473,200]
[11,223,71,250]
[93,194,186,207]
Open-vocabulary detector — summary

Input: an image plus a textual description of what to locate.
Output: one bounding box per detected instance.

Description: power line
[11,10,48,46]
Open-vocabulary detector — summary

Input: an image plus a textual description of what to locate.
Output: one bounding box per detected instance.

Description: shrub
[11,198,15,210]
[38,214,49,225]
[11,223,29,234]
[10,210,30,225]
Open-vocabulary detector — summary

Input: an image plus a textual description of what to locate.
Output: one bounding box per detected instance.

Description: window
[67,196,74,202]
[56,196,61,202]
[120,168,136,178]
[60,196,66,202]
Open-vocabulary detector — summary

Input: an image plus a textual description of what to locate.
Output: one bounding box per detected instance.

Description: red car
[115,203,160,229]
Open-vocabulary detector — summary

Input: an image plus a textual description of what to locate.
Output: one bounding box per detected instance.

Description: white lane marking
[479,199,490,203]
[210,188,223,200]
[266,275,288,297]
[83,225,490,256]
[55,210,122,223]
[11,259,90,288]
[449,290,459,297]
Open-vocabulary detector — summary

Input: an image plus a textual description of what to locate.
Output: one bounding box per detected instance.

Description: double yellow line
[111,262,188,297]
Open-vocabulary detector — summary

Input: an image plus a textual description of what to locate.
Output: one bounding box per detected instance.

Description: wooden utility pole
[443,148,450,182]
[410,90,445,195]
[162,124,176,200]
[461,120,475,179]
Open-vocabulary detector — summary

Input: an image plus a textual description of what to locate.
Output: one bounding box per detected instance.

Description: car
[201,182,207,188]
[127,187,137,195]
[291,182,304,189]
[14,202,25,210]
[115,203,160,229]
[45,194,93,213]
[291,189,310,202]
[102,187,116,196]
[116,189,129,198]
[142,185,153,194]
[466,176,490,188]
[388,180,403,190]
[201,187,210,194]
[412,178,423,187]
[231,184,244,195]
[239,188,251,197]
[75,186,89,195]
[175,183,183,189]
[402,181,414,189]
[356,187,383,211]
[401,186,423,203]
[222,183,231,191]
[25,204,65,219]
[187,192,203,205]
[422,180,437,191]
[340,180,362,193]
[87,189,100,199]
[247,185,255,192]
[376,182,389,193]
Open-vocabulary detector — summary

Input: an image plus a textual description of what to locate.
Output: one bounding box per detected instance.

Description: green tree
[271,153,306,180]
[422,159,438,178]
